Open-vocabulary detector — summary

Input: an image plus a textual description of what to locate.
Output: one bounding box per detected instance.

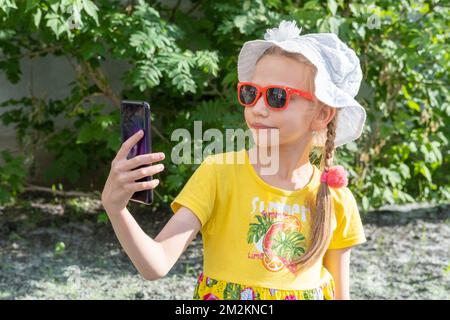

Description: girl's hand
[101,130,165,214]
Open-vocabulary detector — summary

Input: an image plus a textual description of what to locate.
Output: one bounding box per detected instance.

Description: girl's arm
[107,206,201,281]
[323,247,352,299]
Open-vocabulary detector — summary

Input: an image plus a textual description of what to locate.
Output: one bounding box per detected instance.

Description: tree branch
[83,62,121,108]
[169,0,182,22]
[0,45,61,61]
[25,183,99,198]
[187,0,202,16]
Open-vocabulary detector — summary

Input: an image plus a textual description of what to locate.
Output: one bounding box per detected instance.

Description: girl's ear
[310,103,336,132]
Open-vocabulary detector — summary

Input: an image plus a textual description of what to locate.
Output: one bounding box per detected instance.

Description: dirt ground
[0,193,449,300]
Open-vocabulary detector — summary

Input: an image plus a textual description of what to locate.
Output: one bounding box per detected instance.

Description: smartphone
[120,100,153,205]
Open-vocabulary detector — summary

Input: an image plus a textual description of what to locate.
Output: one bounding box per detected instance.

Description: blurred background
[0,0,448,299]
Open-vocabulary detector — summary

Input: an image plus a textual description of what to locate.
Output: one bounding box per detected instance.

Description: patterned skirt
[193,272,335,300]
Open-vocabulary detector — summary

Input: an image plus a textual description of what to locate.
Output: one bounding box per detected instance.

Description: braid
[322,113,338,171]
[291,109,339,273]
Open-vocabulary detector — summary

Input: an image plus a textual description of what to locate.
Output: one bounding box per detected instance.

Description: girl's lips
[250,123,278,129]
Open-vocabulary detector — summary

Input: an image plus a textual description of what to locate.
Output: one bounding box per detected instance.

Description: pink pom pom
[320,165,348,188]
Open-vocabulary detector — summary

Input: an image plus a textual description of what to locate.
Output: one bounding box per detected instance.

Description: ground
[0,193,449,300]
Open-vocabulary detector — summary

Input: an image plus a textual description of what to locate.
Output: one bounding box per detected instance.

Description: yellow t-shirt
[170,149,366,291]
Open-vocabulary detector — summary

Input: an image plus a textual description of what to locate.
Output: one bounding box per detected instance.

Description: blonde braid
[322,113,338,171]
[291,110,339,272]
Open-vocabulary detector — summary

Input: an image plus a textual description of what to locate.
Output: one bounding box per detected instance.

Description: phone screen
[120,100,153,205]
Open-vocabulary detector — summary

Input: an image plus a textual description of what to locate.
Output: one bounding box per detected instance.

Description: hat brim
[237,39,366,148]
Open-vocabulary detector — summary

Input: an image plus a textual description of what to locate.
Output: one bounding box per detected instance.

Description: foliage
[271,230,305,261]
[0,150,26,204]
[0,0,448,211]
[247,213,274,244]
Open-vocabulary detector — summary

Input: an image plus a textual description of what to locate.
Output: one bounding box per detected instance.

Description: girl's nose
[252,94,269,117]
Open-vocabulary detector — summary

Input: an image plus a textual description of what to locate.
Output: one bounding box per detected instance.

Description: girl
[101,20,367,300]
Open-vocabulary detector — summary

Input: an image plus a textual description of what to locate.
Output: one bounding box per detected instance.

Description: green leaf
[97,212,109,224]
[195,50,220,77]
[77,124,97,144]
[362,196,370,211]
[386,169,401,186]
[328,16,342,34]
[398,163,411,179]
[25,0,38,12]
[345,142,358,152]
[419,163,432,183]
[0,0,17,14]
[429,141,443,164]
[33,8,42,27]
[401,85,411,99]
[233,15,247,32]
[106,131,121,152]
[46,14,59,35]
[382,188,394,204]
[327,0,338,15]
[304,0,320,10]
[407,100,421,112]
[80,41,105,60]
[82,0,99,25]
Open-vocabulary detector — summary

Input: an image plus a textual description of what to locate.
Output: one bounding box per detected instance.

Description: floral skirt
[193,272,335,300]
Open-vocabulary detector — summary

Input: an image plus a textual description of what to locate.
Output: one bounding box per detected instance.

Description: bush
[0,0,448,211]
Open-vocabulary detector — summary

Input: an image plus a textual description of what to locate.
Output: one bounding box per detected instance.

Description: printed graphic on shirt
[247,197,312,274]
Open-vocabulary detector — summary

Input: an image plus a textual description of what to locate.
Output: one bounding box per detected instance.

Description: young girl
[101,20,367,300]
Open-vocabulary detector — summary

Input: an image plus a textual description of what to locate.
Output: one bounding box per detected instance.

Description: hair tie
[320,165,348,188]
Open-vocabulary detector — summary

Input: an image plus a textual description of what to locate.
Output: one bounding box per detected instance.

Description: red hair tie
[320,165,348,188]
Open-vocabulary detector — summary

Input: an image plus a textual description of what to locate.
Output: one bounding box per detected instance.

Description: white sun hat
[237,20,366,148]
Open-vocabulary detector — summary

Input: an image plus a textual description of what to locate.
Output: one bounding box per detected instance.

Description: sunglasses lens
[239,85,258,105]
[267,88,287,108]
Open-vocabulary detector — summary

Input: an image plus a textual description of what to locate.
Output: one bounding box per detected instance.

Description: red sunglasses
[237,81,314,111]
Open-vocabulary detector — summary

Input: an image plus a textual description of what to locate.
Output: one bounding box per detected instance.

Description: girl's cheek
[244,108,254,124]
[243,108,250,123]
